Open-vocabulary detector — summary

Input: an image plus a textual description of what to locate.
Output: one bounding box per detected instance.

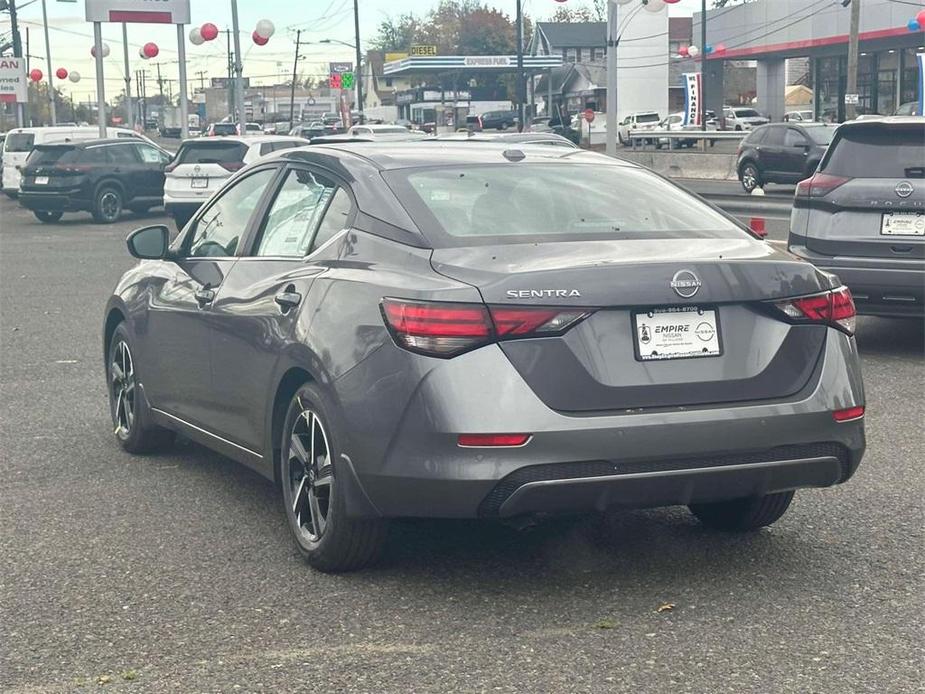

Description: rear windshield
[385,163,744,246]
[636,113,660,123]
[822,125,925,178]
[734,109,761,118]
[27,146,79,165]
[5,133,35,152]
[803,125,835,145]
[212,123,237,135]
[176,141,247,165]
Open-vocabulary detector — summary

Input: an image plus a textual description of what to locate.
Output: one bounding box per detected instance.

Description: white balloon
[189,27,205,45]
[68,70,81,83]
[255,19,275,40]
[615,0,635,4]
[91,42,111,58]
[139,46,149,59]
[643,0,666,12]
[687,45,700,57]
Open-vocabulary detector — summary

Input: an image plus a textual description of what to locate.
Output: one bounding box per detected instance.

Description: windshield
[734,109,761,118]
[804,125,835,145]
[385,163,744,247]
[212,124,237,135]
[636,114,660,123]
[27,146,79,165]
[176,141,247,165]
[5,133,35,152]
[822,125,925,178]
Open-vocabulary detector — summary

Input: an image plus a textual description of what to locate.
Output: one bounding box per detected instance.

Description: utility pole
[353,0,363,114]
[230,0,246,131]
[40,0,56,124]
[289,29,302,130]
[196,70,207,92]
[156,62,164,103]
[121,23,133,128]
[225,29,234,121]
[700,0,707,132]
[515,0,524,132]
[9,0,25,126]
[845,0,861,121]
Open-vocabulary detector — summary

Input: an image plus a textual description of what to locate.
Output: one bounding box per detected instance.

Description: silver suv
[788,117,924,317]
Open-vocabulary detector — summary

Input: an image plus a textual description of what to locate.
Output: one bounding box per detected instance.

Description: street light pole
[700,0,707,132]
[515,0,525,132]
[40,0,56,125]
[353,0,363,113]
[845,0,861,121]
[289,29,302,130]
[605,0,618,156]
[230,0,246,130]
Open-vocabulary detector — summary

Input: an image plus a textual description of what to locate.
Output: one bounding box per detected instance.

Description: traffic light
[341,72,354,90]
[329,73,342,89]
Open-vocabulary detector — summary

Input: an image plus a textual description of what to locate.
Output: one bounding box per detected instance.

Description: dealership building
[696,0,923,121]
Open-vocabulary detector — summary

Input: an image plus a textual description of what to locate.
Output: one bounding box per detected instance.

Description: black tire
[739,161,762,193]
[280,382,387,572]
[107,323,173,454]
[689,491,794,531]
[92,185,123,224]
[33,210,63,223]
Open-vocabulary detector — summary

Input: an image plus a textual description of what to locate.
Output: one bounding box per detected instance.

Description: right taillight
[381,298,592,358]
[772,286,856,335]
[795,173,850,199]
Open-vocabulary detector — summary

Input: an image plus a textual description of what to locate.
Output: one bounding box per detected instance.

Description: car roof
[37,138,146,148]
[838,115,925,128]
[180,135,305,145]
[275,141,631,171]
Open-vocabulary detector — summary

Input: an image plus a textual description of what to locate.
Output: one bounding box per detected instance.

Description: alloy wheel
[110,340,136,437]
[287,405,334,543]
[742,166,758,192]
[100,191,121,221]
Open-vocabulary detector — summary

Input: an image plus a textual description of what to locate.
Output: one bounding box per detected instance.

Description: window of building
[565,48,577,63]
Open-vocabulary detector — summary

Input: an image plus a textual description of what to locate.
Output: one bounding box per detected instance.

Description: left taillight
[381,298,591,358]
[771,286,856,335]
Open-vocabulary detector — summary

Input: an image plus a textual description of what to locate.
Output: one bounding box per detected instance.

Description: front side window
[186,169,276,257]
[762,126,785,147]
[254,169,341,257]
[135,144,168,164]
[784,129,807,148]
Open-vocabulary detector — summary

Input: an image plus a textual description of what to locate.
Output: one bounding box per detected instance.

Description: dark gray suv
[104,143,866,571]
[789,117,924,317]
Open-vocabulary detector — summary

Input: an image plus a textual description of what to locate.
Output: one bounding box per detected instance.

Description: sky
[0,0,696,101]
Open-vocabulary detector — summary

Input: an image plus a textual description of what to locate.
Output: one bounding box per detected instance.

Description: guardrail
[626,129,747,151]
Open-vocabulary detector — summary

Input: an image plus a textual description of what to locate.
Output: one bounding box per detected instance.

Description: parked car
[784,110,815,122]
[478,110,519,131]
[736,122,836,193]
[204,122,239,137]
[244,122,263,136]
[723,107,769,131]
[105,142,865,572]
[2,126,152,197]
[892,101,922,117]
[17,138,172,223]
[617,111,661,145]
[788,116,924,317]
[526,116,554,133]
[433,132,577,148]
[656,112,717,149]
[163,135,307,229]
[290,123,331,139]
[346,124,429,139]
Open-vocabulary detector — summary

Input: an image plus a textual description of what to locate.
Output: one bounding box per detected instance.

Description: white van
[2,126,150,196]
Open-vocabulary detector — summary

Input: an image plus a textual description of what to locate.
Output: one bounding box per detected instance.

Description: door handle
[195,287,215,306]
[275,290,302,311]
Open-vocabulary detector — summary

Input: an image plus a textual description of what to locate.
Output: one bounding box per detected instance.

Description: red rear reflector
[833,406,864,422]
[774,286,856,335]
[458,434,530,447]
[749,217,767,238]
[796,173,850,199]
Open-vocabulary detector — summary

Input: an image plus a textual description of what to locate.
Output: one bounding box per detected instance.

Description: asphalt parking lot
[1,195,922,693]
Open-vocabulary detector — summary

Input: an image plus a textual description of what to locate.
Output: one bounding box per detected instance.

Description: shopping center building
[696,0,923,121]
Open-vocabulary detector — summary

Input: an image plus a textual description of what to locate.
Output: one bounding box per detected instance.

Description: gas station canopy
[384,55,563,76]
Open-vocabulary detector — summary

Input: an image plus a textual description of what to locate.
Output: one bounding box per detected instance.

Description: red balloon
[678,45,689,57]
[664,0,682,3]
[201,23,219,41]
[917,10,925,28]
[30,69,43,82]
[56,67,68,80]
[713,43,726,54]
[143,42,159,58]
[252,30,268,46]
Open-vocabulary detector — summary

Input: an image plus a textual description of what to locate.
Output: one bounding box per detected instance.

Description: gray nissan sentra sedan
[103,143,866,572]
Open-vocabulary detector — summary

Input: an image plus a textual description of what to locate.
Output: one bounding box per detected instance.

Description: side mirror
[127,224,170,260]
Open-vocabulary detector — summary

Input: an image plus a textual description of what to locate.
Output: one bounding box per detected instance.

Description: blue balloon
[705,44,714,54]
[908,18,921,32]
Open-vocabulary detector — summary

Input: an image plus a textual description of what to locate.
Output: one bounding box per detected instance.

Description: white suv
[723,107,769,131]
[617,112,661,145]
[163,135,307,229]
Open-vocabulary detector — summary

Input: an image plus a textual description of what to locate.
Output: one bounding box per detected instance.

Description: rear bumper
[335,329,866,519]
[788,241,925,317]
[18,189,87,212]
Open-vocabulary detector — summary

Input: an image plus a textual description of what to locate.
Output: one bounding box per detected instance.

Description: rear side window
[822,125,925,178]
[106,144,140,164]
[254,169,342,257]
[80,148,108,164]
[176,142,247,166]
[762,127,785,146]
[5,133,35,152]
[784,129,807,147]
[385,163,743,247]
[744,128,767,144]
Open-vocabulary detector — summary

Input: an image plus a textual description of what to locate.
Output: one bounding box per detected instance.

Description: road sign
[583,109,595,123]
[85,0,190,24]
[329,62,353,75]
[0,57,28,104]
[844,93,859,105]
[410,45,437,56]
[341,72,355,90]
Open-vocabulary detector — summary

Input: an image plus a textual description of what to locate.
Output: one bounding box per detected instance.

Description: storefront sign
[463,56,512,68]
[0,57,27,103]
[85,0,190,24]
[409,45,437,56]
[682,72,701,126]
[385,52,408,63]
